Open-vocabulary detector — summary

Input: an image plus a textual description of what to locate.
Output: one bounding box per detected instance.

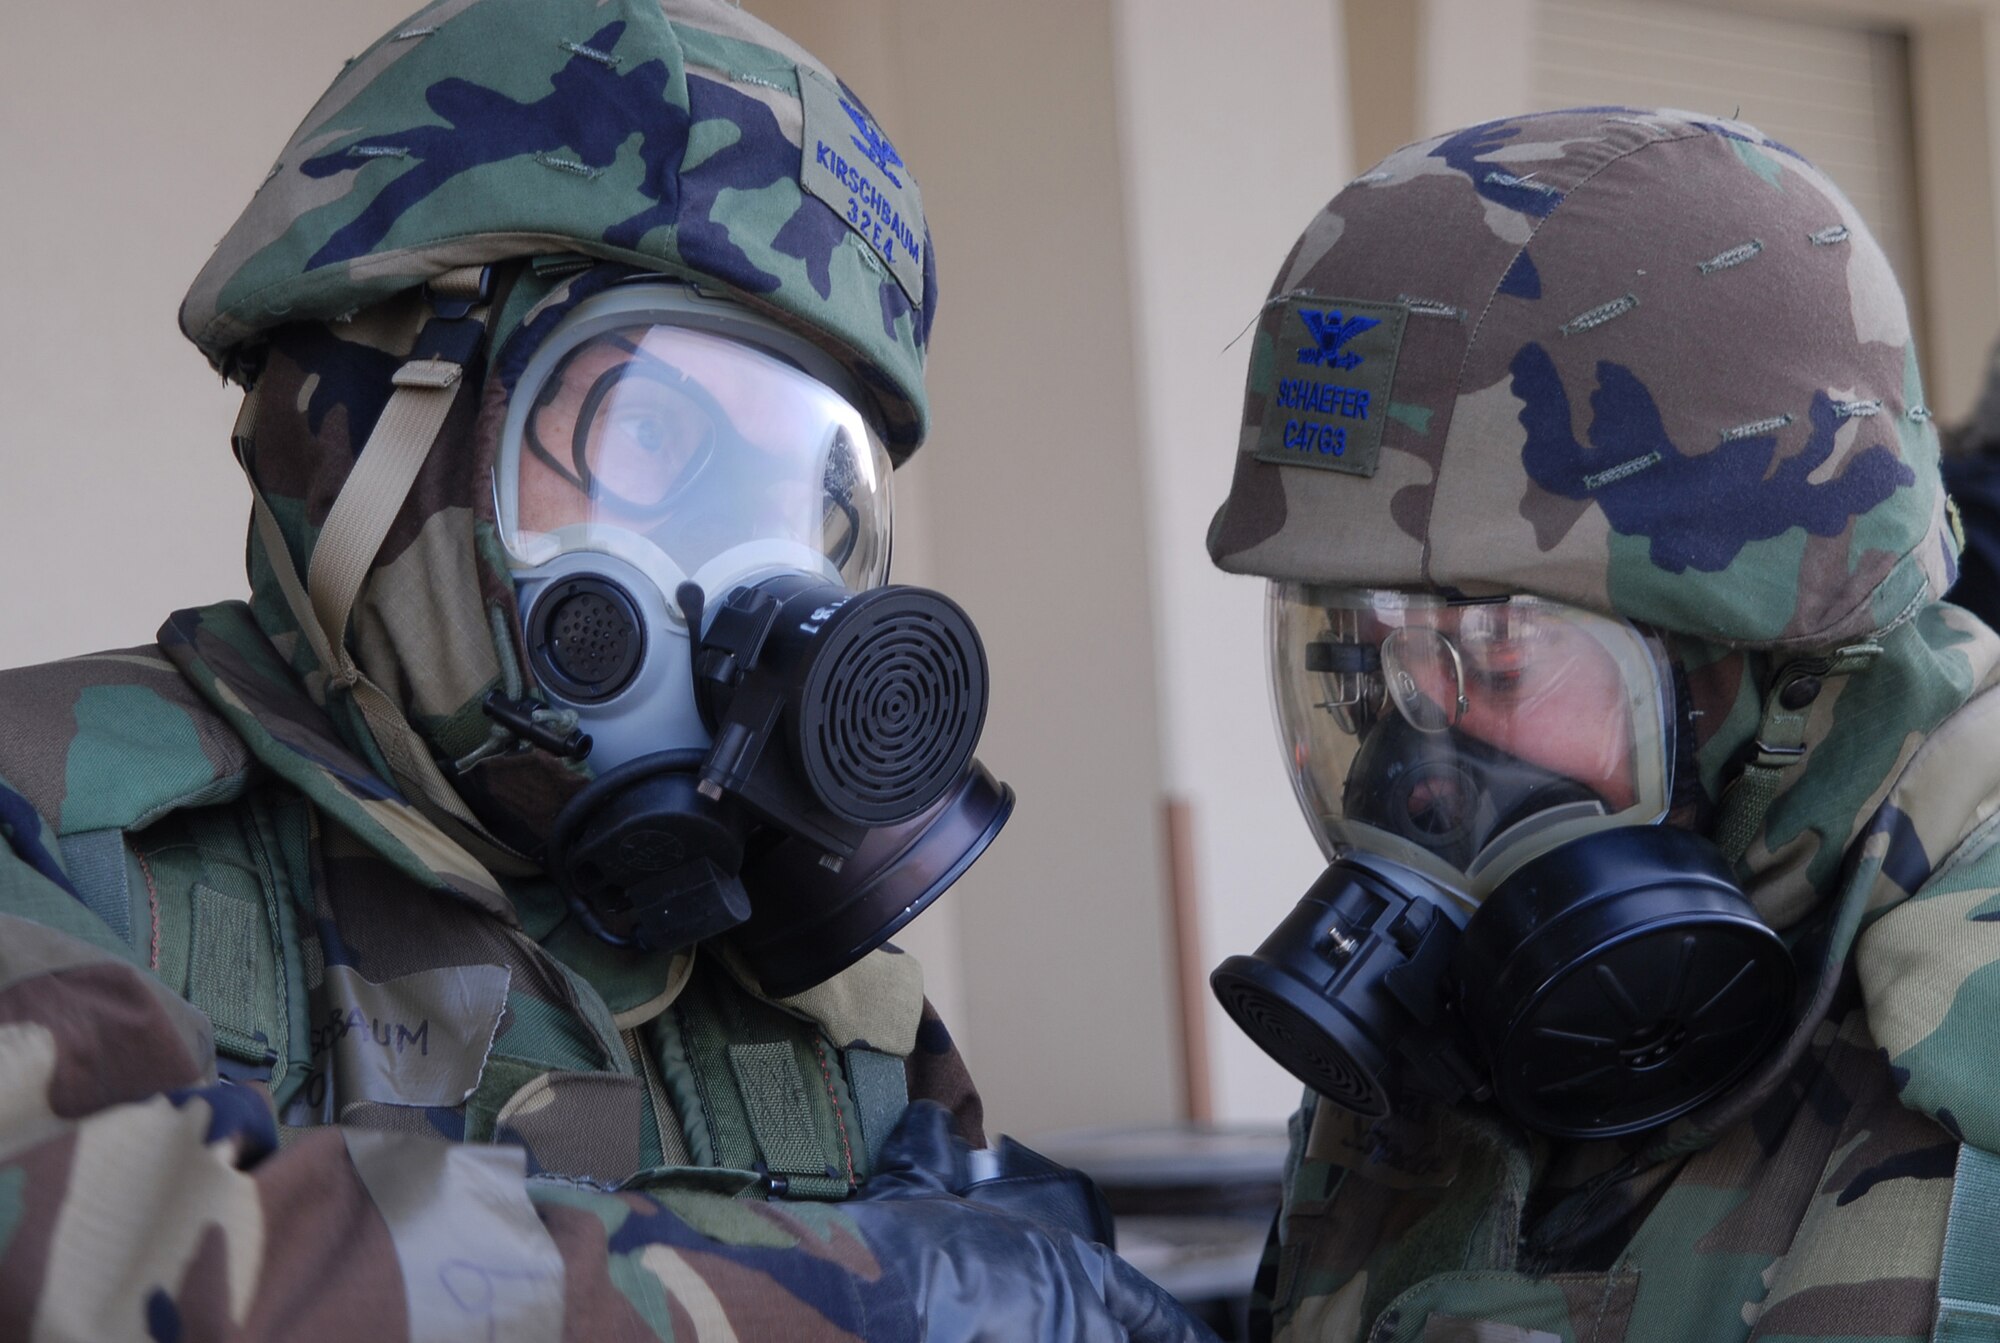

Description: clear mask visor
[1269,585,1675,905]
[495,298,892,599]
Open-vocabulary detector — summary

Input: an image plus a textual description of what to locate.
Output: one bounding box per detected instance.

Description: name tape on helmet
[799,71,926,308]
[1253,296,1407,478]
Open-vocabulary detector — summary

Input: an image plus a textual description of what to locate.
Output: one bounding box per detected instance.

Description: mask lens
[496,290,895,594]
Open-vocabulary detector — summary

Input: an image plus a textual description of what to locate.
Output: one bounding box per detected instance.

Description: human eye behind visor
[498,307,892,596]
[1268,584,1675,902]
[524,333,719,512]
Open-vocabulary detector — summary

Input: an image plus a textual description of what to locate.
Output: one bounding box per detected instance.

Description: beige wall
[754,0,1191,1137]
[1110,0,1351,1124]
[762,0,1358,1131]
[0,2,426,667]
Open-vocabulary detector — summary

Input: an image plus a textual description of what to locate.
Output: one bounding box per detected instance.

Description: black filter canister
[1210,856,1474,1119]
[731,759,1015,998]
[1452,826,1795,1138]
[695,575,988,851]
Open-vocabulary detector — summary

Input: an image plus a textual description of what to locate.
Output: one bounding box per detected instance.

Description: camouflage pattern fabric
[1208,110,2000,1342]
[182,0,936,458]
[1209,109,1954,652]
[0,609,1000,1339]
[3,0,1196,1335]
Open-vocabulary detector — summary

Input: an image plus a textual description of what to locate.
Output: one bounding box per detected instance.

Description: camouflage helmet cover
[1207,109,1959,651]
[181,0,936,456]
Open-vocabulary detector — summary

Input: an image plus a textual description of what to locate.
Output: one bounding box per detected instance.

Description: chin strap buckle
[1715,641,1882,864]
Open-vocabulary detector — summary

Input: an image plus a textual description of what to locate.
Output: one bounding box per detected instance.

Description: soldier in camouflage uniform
[1205,108,2000,1342]
[0,1,1212,1339]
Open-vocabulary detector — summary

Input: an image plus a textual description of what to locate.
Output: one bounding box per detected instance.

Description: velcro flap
[843,1047,908,1170]
[728,1041,834,1181]
[189,883,272,1064]
[1252,295,1408,478]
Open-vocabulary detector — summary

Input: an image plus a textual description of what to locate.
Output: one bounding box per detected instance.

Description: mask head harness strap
[1712,640,1884,865]
[234,265,521,867]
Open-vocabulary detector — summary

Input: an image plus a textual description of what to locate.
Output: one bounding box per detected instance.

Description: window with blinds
[1531,0,1924,332]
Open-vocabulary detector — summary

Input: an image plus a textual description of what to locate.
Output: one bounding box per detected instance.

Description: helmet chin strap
[235,265,534,875]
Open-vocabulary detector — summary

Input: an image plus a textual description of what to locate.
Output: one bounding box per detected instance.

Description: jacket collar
[159,601,518,924]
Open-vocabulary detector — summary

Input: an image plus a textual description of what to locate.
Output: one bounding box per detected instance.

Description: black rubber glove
[963,1134,1120,1248]
[847,1101,1219,1343]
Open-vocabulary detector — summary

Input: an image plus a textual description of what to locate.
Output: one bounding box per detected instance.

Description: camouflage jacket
[1257,601,2000,1343]
[0,601,985,1340]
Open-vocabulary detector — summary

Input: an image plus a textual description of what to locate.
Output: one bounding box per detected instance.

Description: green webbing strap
[1714,642,1881,865]
[727,1042,846,1198]
[57,829,132,948]
[188,883,272,1066]
[1935,1145,2000,1341]
[623,1026,693,1169]
[844,1047,909,1169]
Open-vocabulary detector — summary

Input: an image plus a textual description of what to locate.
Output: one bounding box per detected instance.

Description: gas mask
[1212,587,1794,1137]
[494,281,1010,995]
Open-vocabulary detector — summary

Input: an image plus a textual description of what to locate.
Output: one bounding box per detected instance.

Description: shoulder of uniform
[0,644,255,837]
[712,944,926,1056]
